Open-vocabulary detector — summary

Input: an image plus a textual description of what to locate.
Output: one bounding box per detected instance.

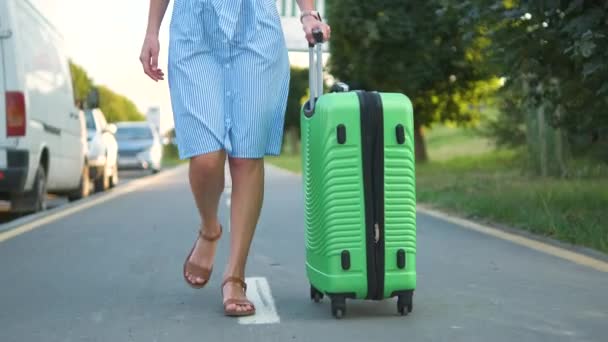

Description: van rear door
[0,2,8,168]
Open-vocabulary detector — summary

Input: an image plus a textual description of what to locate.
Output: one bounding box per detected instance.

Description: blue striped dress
[168,0,290,159]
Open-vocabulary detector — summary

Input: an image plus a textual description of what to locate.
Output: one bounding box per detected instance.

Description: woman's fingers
[304,24,314,44]
[303,18,332,44]
[140,38,163,81]
[151,53,159,72]
[140,49,153,79]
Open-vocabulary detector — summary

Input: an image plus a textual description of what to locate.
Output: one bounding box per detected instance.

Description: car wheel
[68,164,91,201]
[32,165,48,212]
[94,166,110,193]
[109,163,119,188]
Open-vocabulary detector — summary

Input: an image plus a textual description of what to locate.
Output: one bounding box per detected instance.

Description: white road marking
[418,205,608,273]
[0,165,186,244]
[238,277,280,325]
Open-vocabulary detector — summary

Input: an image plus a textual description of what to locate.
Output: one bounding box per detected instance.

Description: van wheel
[68,164,90,201]
[94,167,110,193]
[32,166,48,212]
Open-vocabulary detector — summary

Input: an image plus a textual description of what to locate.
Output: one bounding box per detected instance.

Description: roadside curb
[264,163,608,272]
[417,204,608,273]
[0,165,187,242]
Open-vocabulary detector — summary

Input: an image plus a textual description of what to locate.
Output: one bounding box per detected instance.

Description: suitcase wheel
[397,292,414,316]
[310,285,324,303]
[330,296,347,319]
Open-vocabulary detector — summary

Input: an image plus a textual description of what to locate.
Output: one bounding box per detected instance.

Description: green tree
[326,0,497,161]
[283,66,310,154]
[69,60,93,109]
[468,0,608,175]
[69,61,145,123]
[97,85,145,123]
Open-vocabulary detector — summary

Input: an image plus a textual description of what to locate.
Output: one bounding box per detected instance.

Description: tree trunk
[554,105,569,178]
[414,123,428,162]
[537,104,548,177]
[289,127,300,155]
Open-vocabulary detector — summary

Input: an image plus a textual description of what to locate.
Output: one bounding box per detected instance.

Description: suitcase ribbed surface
[384,147,416,250]
[302,93,369,299]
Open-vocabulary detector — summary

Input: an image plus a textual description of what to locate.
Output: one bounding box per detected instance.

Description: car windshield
[84,110,96,130]
[115,126,154,140]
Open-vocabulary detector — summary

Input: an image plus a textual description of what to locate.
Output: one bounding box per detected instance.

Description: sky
[30,0,322,133]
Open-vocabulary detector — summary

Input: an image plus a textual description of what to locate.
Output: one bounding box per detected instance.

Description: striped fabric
[168,0,290,159]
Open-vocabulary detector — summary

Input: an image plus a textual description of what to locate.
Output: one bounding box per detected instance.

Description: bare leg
[223,157,264,313]
[185,150,226,285]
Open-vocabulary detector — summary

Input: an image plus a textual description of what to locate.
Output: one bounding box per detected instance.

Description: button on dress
[168,0,290,159]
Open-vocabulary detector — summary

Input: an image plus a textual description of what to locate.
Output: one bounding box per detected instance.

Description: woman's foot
[183,224,222,288]
[222,276,256,316]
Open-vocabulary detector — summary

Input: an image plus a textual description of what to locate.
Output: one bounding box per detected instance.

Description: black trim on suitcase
[397,249,406,269]
[357,91,385,301]
[337,124,347,144]
[341,250,351,270]
[396,124,406,144]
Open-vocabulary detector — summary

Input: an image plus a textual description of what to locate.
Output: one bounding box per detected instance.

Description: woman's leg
[185,150,226,285]
[223,157,265,312]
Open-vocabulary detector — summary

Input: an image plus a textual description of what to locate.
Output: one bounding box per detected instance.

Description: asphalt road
[0,164,606,342]
[0,170,151,224]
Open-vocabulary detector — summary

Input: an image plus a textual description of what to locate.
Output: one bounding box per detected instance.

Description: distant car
[84,108,119,192]
[0,0,88,213]
[115,122,163,173]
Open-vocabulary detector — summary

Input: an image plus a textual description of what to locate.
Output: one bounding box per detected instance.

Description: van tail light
[6,91,26,137]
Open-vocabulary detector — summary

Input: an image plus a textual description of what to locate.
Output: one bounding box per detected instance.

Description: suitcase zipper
[358,91,385,300]
[374,223,380,243]
[371,92,385,300]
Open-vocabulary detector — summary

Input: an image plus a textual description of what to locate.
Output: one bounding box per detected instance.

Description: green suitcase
[300,32,417,319]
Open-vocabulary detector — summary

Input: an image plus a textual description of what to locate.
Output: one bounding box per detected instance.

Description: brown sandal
[183,225,222,289]
[222,276,256,317]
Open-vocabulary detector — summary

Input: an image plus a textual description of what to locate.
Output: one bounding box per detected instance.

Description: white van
[0,0,88,213]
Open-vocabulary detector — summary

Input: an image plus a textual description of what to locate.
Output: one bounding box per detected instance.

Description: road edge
[0,165,188,243]
[265,162,608,273]
[417,204,608,273]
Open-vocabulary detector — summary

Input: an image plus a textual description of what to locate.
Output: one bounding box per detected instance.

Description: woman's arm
[145,0,171,38]
[296,0,331,43]
[140,0,170,81]
[295,0,315,12]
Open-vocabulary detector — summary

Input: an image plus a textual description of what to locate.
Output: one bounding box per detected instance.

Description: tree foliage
[68,60,145,123]
[326,0,498,161]
[69,61,93,109]
[282,66,311,154]
[468,0,608,148]
[284,66,310,135]
[96,85,145,123]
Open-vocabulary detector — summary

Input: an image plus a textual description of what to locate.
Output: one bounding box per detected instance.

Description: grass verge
[162,144,187,168]
[266,148,608,254]
[265,154,302,173]
[417,150,608,254]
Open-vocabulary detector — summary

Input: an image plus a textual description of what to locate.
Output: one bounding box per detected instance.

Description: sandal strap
[224,298,255,308]
[222,276,247,291]
[199,225,223,242]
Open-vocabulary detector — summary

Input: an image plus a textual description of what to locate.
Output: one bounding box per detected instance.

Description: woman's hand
[302,16,331,45]
[139,34,164,82]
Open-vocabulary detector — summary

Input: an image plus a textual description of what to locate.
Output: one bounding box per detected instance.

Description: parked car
[84,108,119,192]
[115,122,163,173]
[0,0,89,213]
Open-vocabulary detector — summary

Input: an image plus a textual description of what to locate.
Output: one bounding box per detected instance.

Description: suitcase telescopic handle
[307,28,324,113]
